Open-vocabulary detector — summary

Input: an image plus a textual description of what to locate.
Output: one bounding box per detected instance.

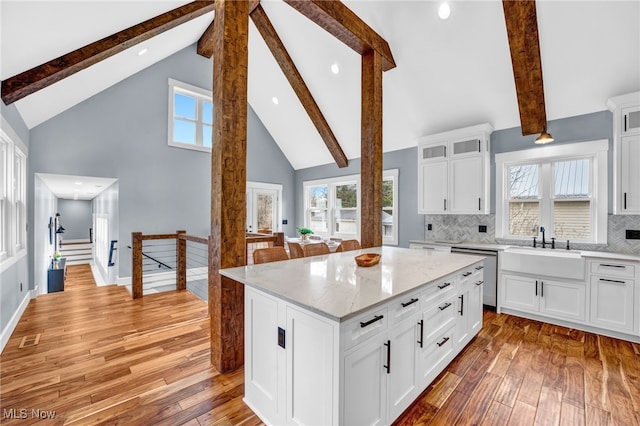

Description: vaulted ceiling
[2,1,639,170]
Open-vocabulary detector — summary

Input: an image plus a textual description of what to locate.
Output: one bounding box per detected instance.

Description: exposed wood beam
[209,0,249,373]
[502,0,547,136]
[250,4,348,168]
[360,50,383,248]
[283,0,396,72]
[1,1,214,105]
[197,0,260,58]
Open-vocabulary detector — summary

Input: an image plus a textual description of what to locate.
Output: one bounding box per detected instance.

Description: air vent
[422,145,446,160]
[19,334,41,348]
[453,139,481,155]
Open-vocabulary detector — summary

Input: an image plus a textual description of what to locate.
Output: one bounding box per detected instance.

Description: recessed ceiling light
[330,63,340,75]
[74,181,83,185]
[138,48,148,56]
[272,97,279,105]
[438,1,451,20]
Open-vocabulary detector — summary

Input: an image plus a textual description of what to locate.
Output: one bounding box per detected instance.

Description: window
[0,126,27,265]
[168,79,213,152]
[303,169,399,245]
[496,140,608,244]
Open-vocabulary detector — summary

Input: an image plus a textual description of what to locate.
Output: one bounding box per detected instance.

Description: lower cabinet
[501,274,586,322]
[590,275,635,332]
[246,261,484,426]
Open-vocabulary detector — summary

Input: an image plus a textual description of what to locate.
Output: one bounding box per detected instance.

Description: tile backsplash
[424,214,640,255]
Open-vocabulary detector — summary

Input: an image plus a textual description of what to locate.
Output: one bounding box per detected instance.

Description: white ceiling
[37,173,117,200]
[2,1,639,170]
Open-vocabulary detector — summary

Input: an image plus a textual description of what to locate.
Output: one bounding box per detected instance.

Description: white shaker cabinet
[417,123,493,214]
[607,91,640,214]
[620,135,640,213]
[589,259,637,333]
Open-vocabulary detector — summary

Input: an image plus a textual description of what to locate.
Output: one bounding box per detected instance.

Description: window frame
[167,78,213,153]
[495,140,608,244]
[0,122,28,269]
[303,169,399,245]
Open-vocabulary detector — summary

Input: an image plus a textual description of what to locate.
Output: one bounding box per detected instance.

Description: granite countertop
[220,246,484,322]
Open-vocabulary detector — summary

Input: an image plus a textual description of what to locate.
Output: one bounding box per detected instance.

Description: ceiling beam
[1,1,215,105]
[502,0,548,136]
[250,4,348,168]
[198,0,260,58]
[283,0,396,72]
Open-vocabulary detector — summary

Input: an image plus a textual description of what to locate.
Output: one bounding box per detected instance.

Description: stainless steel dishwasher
[450,246,498,309]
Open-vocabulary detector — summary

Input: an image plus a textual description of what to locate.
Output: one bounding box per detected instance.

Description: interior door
[246,185,280,234]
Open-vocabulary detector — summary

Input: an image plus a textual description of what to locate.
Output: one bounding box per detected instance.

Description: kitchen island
[220,246,484,425]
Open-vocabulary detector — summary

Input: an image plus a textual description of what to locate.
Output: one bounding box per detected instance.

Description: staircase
[59,240,93,265]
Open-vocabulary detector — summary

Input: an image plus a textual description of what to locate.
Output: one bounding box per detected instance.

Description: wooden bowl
[355,253,381,267]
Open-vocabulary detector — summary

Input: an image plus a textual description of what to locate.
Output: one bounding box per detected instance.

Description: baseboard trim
[0,288,37,353]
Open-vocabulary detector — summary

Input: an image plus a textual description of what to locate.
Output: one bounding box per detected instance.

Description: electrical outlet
[427,224,433,231]
[282,219,288,225]
[626,229,640,240]
[479,225,487,233]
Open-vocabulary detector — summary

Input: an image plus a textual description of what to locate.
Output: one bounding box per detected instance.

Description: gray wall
[294,146,424,248]
[0,102,31,343]
[29,44,296,279]
[57,199,92,240]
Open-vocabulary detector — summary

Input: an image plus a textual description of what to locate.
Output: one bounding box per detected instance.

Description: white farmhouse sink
[501,247,585,280]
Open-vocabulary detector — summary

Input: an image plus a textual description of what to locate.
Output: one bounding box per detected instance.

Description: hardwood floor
[2,265,639,425]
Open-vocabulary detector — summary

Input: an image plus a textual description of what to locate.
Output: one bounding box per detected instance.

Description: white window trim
[0,118,28,270]
[383,169,399,245]
[303,169,399,245]
[495,139,608,244]
[167,78,213,153]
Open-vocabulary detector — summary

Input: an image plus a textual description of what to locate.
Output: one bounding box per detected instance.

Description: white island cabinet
[221,246,484,426]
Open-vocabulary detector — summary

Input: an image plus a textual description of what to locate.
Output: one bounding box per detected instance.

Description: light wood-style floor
[2,265,639,425]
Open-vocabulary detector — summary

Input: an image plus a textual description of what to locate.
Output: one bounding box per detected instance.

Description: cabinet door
[501,274,539,313]
[245,289,285,425]
[388,317,419,420]
[590,276,635,332]
[418,160,448,213]
[620,135,640,213]
[343,335,387,426]
[449,156,483,213]
[622,105,640,135]
[286,306,336,425]
[455,286,470,347]
[538,279,586,322]
[468,277,483,335]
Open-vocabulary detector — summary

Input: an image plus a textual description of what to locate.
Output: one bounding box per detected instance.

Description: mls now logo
[3,408,56,419]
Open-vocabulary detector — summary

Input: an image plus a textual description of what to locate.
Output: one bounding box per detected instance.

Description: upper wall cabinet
[608,92,640,214]
[417,123,493,214]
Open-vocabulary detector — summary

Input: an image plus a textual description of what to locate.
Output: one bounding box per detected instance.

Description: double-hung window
[0,126,27,265]
[303,169,399,244]
[168,79,213,152]
[496,140,608,244]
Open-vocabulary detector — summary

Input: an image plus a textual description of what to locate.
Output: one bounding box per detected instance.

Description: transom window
[303,170,399,245]
[496,140,608,244]
[168,79,212,152]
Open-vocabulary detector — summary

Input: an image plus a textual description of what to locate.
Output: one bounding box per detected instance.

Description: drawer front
[590,260,636,279]
[389,290,422,327]
[421,294,457,343]
[342,307,388,351]
[418,325,456,385]
[422,275,457,308]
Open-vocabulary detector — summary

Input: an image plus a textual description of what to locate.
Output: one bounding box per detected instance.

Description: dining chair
[336,239,362,252]
[253,246,289,264]
[287,242,305,259]
[303,242,330,257]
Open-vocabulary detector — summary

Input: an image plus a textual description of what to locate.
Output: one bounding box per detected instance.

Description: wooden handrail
[131,230,285,297]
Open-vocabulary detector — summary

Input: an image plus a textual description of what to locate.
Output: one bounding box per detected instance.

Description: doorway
[246,182,282,234]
